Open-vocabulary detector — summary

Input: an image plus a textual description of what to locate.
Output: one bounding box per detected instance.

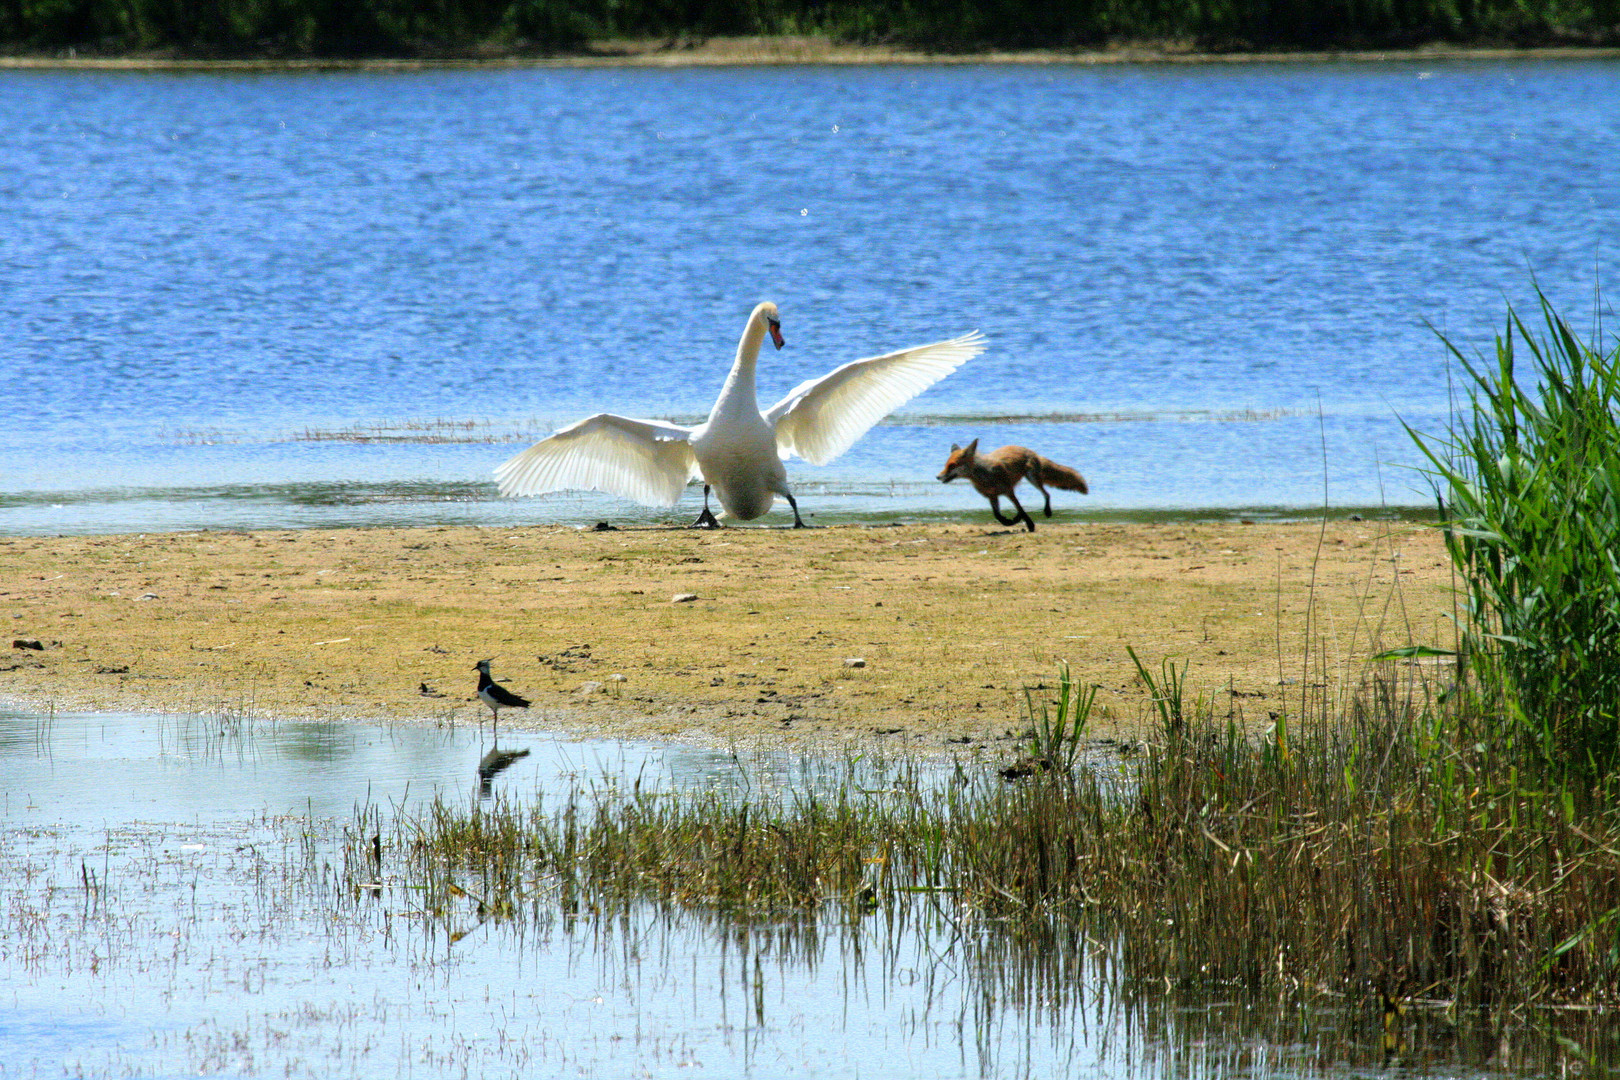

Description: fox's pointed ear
[948,443,960,452]
[965,438,979,454]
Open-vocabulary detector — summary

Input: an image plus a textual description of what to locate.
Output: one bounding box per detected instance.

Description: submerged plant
[1411,289,1620,789]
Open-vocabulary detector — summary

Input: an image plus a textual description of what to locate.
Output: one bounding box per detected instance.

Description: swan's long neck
[709,308,771,421]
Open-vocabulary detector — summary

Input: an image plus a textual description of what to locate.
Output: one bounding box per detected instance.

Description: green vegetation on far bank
[4,0,1619,59]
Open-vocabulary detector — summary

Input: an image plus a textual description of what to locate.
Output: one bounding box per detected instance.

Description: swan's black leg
[765,477,809,528]
[690,485,722,529]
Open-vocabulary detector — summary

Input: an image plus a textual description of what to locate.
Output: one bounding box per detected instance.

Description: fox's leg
[689,485,722,529]
[987,495,1023,527]
[1029,477,1054,517]
[1005,491,1036,532]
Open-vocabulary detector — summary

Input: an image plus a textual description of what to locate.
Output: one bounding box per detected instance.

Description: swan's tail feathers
[494,413,697,508]
[768,330,988,466]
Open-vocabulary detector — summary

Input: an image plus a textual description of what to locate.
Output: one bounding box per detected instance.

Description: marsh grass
[1021,661,1097,773]
[371,659,1619,1018]
[1127,645,1190,737]
[392,769,931,921]
[1412,290,1620,792]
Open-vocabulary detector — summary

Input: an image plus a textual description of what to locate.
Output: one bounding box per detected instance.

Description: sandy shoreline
[3,37,1616,70]
[1,518,1455,755]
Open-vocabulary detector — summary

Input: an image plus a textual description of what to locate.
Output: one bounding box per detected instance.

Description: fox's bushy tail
[1037,457,1089,495]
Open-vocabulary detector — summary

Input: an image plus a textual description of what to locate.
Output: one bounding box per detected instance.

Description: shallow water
[4,60,1617,534]
[0,709,1600,1078]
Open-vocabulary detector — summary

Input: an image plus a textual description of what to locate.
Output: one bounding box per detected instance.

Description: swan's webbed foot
[690,485,723,529]
[786,493,808,529]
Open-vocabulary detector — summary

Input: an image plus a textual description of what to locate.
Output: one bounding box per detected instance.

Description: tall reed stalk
[1412,290,1620,791]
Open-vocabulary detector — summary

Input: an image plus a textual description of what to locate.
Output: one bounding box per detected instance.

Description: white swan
[495,302,986,527]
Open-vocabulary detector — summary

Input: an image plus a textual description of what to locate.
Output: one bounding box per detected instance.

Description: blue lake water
[3,59,1617,535]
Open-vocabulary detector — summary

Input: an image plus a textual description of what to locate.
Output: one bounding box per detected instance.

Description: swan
[494,302,986,527]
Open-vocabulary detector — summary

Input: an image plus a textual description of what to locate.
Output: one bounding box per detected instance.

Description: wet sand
[1,518,1455,753]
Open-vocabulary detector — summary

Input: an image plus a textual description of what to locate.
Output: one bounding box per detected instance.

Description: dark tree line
[3,0,1616,56]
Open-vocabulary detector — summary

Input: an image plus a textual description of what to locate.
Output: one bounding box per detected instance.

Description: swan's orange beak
[768,320,784,349]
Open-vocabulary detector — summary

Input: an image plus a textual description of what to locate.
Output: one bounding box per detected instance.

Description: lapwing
[473,659,530,742]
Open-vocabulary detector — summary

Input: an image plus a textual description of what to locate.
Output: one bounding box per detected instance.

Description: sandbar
[0,518,1456,755]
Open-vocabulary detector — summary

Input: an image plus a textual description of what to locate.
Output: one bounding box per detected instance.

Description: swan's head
[756,301,784,350]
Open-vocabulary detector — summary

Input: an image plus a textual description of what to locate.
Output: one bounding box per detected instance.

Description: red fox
[937,439,1088,532]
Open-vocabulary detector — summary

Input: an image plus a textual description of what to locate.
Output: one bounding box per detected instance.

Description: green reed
[1411,290,1620,792]
[1022,661,1098,774]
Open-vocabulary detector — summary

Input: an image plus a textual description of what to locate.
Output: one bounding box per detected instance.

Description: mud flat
[0,518,1452,751]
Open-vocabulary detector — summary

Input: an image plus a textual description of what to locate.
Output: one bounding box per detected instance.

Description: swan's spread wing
[494,414,698,507]
[766,331,987,465]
